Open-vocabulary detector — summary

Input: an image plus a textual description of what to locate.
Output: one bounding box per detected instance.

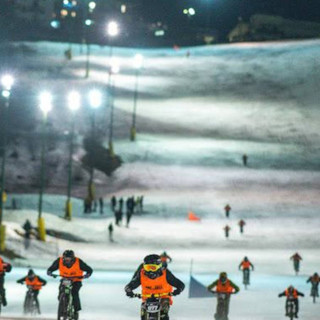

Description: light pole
[130,54,143,141]
[0,75,14,252]
[65,91,81,220]
[108,58,120,157]
[38,91,53,242]
[107,21,119,59]
[87,89,102,204]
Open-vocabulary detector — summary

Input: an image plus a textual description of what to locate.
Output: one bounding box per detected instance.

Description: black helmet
[314,273,319,277]
[143,254,162,279]
[244,256,248,261]
[63,250,75,266]
[63,250,75,259]
[219,272,227,284]
[28,269,35,278]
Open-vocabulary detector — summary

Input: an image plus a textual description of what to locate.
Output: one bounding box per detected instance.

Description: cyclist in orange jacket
[0,256,12,306]
[278,285,304,318]
[207,272,240,319]
[125,254,185,320]
[238,256,254,285]
[47,250,93,320]
[17,269,47,314]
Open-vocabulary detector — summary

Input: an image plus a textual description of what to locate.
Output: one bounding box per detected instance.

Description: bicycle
[133,292,172,320]
[286,298,296,320]
[243,269,250,290]
[311,284,318,304]
[24,285,39,315]
[210,291,236,320]
[51,274,84,320]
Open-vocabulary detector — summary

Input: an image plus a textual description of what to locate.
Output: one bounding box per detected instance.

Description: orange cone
[188,212,201,221]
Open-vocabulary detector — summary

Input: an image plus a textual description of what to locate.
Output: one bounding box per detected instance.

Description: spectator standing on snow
[126,209,133,228]
[242,154,248,166]
[140,196,144,212]
[119,198,124,213]
[111,195,117,212]
[224,204,231,218]
[115,210,121,226]
[108,223,114,242]
[224,225,231,238]
[84,197,92,214]
[99,197,104,214]
[238,219,246,234]
[23,219,32,249]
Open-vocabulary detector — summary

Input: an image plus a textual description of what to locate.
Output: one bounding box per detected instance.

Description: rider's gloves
[126,290,134,297]
[278,294,281,297]
[47,271,53,276]
[172,289,181,296]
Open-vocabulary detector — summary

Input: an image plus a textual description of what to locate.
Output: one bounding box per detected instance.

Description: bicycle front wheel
[58,294,68,320]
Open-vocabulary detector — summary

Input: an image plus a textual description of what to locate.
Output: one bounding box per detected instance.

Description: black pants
[0,275,6,301]
[286,299,299,315]
[59,281,82,312]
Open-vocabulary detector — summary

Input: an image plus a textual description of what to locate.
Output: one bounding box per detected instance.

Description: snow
[0,39,319,318]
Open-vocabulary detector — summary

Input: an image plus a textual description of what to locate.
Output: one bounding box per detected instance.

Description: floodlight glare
[1,75,14,90]
[85,19,93,26]
[188,8,196,16]
[89,90,102,108]
[39,91,53,115]
[2,90,10,98]
[133,54,143,69]
[107,21,119,37]
[68,91,81,111]
[110,58,120,74]
[88,1,96,10]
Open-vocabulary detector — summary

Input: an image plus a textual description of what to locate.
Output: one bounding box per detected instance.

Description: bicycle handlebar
[209,291,237,295]
[50,274,85,280]
[133,292,173,299]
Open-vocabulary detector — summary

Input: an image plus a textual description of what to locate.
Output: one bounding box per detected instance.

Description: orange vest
[25,276,43,290]
[0,258,4,273]
[140,269,173,304]
[59,257,83,282]
[216,280,234,293]
[241,261,251,269]
[285,289,298,299]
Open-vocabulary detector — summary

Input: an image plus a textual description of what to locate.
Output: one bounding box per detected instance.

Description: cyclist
[47,250,93,320]
[125,254,185,320]
[306,272,320,297]
[160,251,172,268]
[290,253,302,274]
[17,269,47,314]
[278,285,304,318]
[238,256,254,285]
[207,272,240,319]
[0,256,12,306]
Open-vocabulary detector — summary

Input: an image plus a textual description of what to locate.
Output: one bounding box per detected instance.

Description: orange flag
[188,212,201,221]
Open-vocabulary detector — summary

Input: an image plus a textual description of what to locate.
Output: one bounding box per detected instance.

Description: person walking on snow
[242,154,248,166]
[111,195,117,212]
[108,223,114,242]
[238,219,246,234]
[224,204,231,218]
[278,285,304,318]
[224,225,231,238]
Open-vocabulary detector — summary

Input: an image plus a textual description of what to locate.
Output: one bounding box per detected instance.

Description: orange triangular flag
[188,211,201,221]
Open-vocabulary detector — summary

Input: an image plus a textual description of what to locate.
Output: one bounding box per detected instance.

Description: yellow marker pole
[0,224,6,252]
[38,217,46,242]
